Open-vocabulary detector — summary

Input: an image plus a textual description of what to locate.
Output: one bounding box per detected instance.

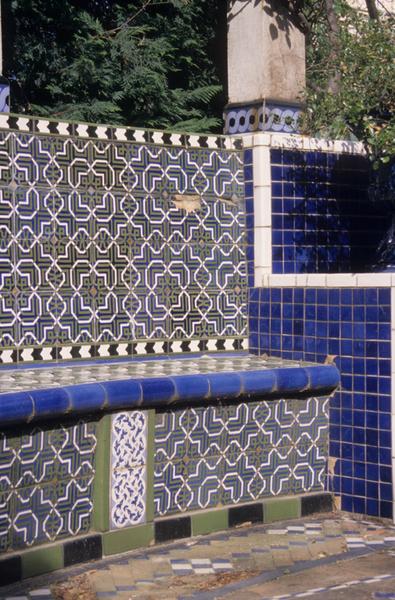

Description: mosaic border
[0,114,242,150]
[0,338,249,364]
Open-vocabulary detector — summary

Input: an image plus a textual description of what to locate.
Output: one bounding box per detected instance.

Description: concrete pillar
[224,0,306,134]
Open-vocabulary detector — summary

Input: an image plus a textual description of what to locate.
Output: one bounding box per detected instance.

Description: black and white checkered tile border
[346,535,395,550]
[0,337,248,364]
[0,114,242,150]
[170,558,233,575]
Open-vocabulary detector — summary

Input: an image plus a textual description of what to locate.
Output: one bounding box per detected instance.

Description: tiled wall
[0,116,247,364]
[249,285,392,518]
[0,419,97,553]
[0,396,330,558]
[154,398,329,517]
[271,149,387,274]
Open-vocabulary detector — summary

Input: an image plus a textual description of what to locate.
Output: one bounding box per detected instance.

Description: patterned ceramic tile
[0,123,246,363]
[154,397,329,516]
[0,420,97,553]
[224,103,302,134]
[110,411,148,529]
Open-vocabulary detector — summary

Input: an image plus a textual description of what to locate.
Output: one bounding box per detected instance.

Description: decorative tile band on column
[110,411,148,530]
[224,102,302,135]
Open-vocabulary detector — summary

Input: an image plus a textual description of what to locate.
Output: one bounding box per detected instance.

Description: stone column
[225,0,306,134]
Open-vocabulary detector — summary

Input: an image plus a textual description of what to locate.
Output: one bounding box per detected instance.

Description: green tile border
[263,496,301,523]
[92,414,111,532]
[0,492,331,583]
[103,524,154,556]
[145,410,155,523]
[22,544,64,579]
[192,508,228,535]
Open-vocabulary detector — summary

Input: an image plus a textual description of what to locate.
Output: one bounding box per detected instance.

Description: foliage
[302,1,395,167]
[6,0,224,132]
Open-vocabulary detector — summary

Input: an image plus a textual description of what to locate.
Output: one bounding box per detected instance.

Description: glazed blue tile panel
[271,149,388,274]
[0,128,247,362]
[154,397,329,516]
[249,286,392,519]
[244,148,254,287]
[0,419,97,553]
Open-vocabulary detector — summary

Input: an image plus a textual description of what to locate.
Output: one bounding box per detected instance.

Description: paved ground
[4,512,395,600]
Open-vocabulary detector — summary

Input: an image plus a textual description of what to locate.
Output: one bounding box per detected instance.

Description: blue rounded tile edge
[0,364,340,425]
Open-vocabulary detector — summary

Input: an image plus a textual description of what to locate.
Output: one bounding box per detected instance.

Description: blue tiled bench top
[0,354,340,425]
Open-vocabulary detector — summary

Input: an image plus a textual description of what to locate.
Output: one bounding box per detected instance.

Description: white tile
[357,273,391,287]
[191,559,211,565]
[254,186,272,227]
[253,146,271,187]
[240,133,254,147]
[254,227,271,268]
[16,117,30,131]
[57,122,69,136]
[36,120,50,133]
[76,124,89,138]
[134,129,145,143]
[114,127,127,141]
[152,131,163,144]
[167,133,181,146]
[269,274,295,287]
[254,266,269,287]
[306,274,327,287]
[80,345,91,358]
[325,274,358,287]
[0,114,9,128]
[271,133,304,150]
[96,126,107,139]
[295,274,308,286]
[252,132,271,147]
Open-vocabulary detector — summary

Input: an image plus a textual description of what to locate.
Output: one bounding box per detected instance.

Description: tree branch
[325,0,341,94]
[365,0,380,19]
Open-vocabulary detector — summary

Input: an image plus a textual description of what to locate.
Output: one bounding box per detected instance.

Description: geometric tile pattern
[0,354,305,394]
[270,149,386,274]
[22,515,394,600]
[224,103,301,135]
[0,419,97,553]
[170,558,233,575]
[154,397,329,516]
[0,120,247,364]
[249,286,392,519]
[110,411,147,529]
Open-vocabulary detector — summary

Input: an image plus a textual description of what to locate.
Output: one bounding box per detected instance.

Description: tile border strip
[0,338,249,365]
[0,113,242,150]
[257,273,395,289]
[242,131,365,155]
[0,492,333,586]
[0,364,340,426]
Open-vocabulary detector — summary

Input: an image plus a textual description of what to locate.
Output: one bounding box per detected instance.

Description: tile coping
[0,354,340,426]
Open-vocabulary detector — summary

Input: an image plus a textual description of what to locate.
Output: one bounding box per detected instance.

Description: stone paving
[3,513,395,600]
